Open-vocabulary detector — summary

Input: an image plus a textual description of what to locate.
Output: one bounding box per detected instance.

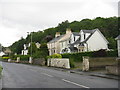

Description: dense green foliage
[9,17,119,54]
[47,54,62,58]
[14,55,30,61]
[33,43,49,59]
[62,50,118,62]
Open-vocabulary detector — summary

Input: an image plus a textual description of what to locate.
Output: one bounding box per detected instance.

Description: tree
[28,42,37,55]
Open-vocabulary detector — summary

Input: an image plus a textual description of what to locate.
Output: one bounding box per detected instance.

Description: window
[74,37,76,41]
[84,34,85,39]
[54,50,55,53]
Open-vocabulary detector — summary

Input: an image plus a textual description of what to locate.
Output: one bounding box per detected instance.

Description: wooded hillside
[10,17,119,54]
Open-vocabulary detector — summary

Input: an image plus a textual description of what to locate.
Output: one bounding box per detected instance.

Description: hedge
[62,50,118,62]
[14,55,30,61]
[62,52,93,62]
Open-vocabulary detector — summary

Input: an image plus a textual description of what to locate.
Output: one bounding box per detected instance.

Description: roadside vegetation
[0,57,3,77]
[1,17,119,69]
[9,17,119,55]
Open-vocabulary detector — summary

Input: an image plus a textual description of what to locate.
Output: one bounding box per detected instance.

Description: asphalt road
[0,61,118,89]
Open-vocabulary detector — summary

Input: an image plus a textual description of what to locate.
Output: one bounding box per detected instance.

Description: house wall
[87,30,108,51]
[80,30,91,42]
[70,34,80,44]
[59,33,72,53]
[117,40,120,57]
[80,30,84,42]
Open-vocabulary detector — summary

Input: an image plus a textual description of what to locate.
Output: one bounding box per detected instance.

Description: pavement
[0,61,119,89]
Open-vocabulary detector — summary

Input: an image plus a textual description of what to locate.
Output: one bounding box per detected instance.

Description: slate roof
[116,35,120,40]
[82,30,96,33]
[70,29,96,45]
[48,35,64,43]
[72,32,80,36]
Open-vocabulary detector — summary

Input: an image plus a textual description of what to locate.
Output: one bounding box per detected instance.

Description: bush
[14,55,30,61]
[69,58,75,68]
[62,52,93,62]
[93,49,107,57]
[2,57,10,60]
[106,50,118,57]
[62,50,118,62]
[47,54,62,58]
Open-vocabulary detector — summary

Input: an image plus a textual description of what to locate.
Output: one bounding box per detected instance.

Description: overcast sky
[0,0,119,47]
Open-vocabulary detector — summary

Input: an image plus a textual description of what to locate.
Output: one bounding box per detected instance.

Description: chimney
[55,32,60,37]
[66,28,72,34]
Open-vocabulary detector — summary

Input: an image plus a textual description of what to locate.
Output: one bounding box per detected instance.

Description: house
[21,42,41,55]
[47,28,109,55]
[68,29,109,53]
[47,28,72,55]
[21,44,29,55]
[3,48,11,55]
[60,32,80,53]
[115,35,120,57]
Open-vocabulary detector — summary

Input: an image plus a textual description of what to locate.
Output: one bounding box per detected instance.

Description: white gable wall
[80,30,84,42]
[87,30,108,51]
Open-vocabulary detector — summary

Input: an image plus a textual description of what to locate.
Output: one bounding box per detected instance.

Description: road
[0,61,118,89]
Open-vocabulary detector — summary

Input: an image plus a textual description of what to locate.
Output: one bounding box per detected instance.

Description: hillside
[10,17,119,54]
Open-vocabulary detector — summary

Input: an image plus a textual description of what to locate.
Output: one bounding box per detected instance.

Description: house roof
[115,35,120,40]
[71,30,96,45]
[82,30,96,33]
[72,32,80,36]
[48,35,64,43]
[68,47,78,52]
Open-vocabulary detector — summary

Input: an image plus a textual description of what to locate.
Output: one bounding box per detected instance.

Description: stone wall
[82,56,117,71]
[47,58,70,69]
[106,65,120,76]
[33,58,45,66]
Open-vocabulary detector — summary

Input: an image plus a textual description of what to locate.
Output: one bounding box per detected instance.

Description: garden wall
[82,56,117,71]
[47,58,70,69]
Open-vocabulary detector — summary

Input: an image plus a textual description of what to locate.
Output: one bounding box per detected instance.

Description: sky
[0,0,119,47]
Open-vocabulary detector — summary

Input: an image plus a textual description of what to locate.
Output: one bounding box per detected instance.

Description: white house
[62,29,109,53]
[115,35,120,57]
[21,42,41,55]
[21,44,29,55]
[48,28,109,55]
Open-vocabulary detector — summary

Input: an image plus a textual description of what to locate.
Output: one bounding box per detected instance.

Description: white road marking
[41,73,54,77]
[62,79,90,88]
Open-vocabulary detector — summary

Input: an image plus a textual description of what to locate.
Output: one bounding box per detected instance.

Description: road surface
[0,61,118,89]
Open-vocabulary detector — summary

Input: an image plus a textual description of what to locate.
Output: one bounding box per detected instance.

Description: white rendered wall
[87,31,108,51]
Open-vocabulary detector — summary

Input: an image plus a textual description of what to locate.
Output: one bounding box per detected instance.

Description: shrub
[2,57,10,60]
[62,52,93,62]
[14,55,30,61]
[47,54,62,58]
[69,58,75,68]
[62,50,117,62]
[93,49,107,57]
